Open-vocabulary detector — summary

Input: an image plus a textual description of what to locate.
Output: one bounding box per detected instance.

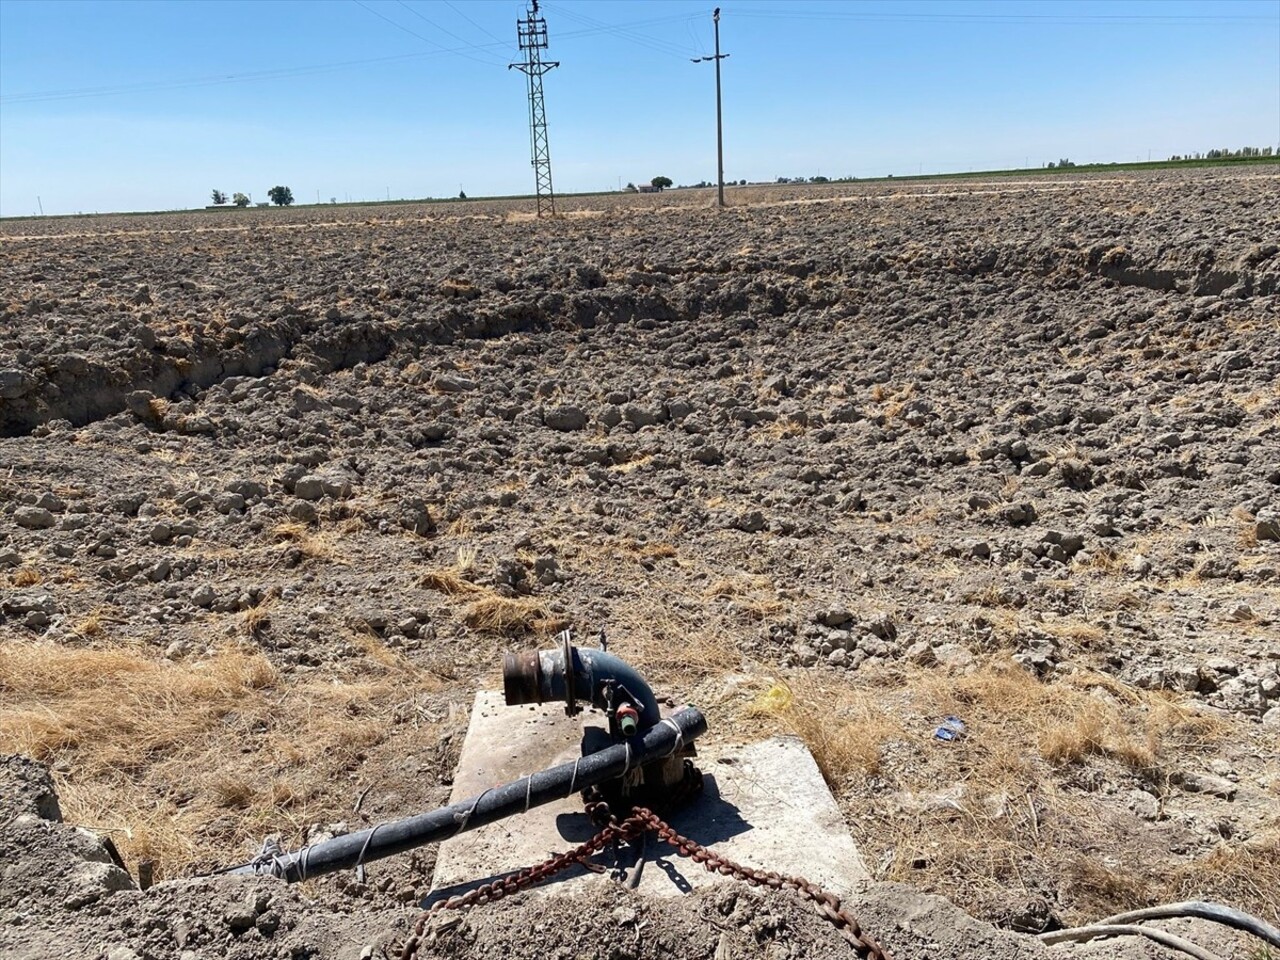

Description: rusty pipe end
[503,650,544,706]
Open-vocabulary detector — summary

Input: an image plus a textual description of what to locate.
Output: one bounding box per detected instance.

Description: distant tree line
[210,186,294,207]
[775,176,854,184]
[1169,146,1273,161]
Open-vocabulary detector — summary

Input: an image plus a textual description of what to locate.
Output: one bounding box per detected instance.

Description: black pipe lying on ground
[226,705,707,882]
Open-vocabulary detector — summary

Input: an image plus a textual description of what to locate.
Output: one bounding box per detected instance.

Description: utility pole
[692,8,729,208]
[510,0,559,218]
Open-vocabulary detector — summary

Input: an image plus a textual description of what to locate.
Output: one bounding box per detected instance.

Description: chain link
[626,806,892,960]
[397,796,891,960]
[396,814,626,960]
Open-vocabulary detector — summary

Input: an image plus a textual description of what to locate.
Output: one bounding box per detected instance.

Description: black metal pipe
[504,643,663,729]
[227,705,706,882]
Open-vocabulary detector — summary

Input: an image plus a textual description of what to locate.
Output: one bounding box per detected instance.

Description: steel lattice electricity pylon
[509,1,559,218]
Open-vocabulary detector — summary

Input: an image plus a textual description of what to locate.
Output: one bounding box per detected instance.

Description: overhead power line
[350,0,505,67]
[733,7,1278,25]
[542,2,700,61]
[441,0,507,45]
[0,50,441,104]
[0,13,702,104]
[391,0,507,65]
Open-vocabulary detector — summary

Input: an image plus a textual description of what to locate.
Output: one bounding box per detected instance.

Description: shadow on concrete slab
[422,774,751,907]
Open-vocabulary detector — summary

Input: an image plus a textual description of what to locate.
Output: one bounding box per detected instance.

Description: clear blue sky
[1,0,1277,216]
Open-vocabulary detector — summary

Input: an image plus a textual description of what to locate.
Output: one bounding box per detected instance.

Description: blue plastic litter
[934,716,966,742]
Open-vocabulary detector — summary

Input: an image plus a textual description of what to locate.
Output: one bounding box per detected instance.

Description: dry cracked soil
[2,169,1279,960]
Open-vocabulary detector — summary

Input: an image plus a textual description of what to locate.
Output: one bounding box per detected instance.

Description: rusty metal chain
[396,816,628,960]
[626,806,892,960]
[397,792,891,960]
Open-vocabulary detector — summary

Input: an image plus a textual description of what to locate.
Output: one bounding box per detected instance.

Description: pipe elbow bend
[504,642,662,730]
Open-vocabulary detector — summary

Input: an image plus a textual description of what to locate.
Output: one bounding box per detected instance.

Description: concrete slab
[429,691,867,904]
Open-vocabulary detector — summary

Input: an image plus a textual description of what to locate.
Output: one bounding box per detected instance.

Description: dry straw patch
[239,599,273,638]
[605,600,740,686]
[607,453,655,473]
[621,539,679,563]
[419,547,557,637]
[910,661,1220,776]
[71,606,124,639]
[815,658,1241,922]
[0,637,439,880]
[462,595,552,635]
[748,680,902,780]
[11,565,43,587]
[702,575,787,622]
[751,419,806,444]
[1034,616,1106,648]
[419,545,484,595]
[683,654,1247,923]
[1167,833,1280,920]
[271,521,343,562]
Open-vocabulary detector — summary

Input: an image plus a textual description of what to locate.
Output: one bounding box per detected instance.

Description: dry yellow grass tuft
[462,595,550,635]
[420,569,482,595]
[704,578,742,598]
[447,514,474,537]
[349,624,414,668]
[1074,547,1125,574]
[1038,711,1155,770]
[804,656,1257,923]
[597,598,740,685]
[1036,616,1106,647]
[608,453,654,473]
[239,601,273,638]
[1167,832,1280,918]
[11,565,43,587]
[910,659,1214,775]
[337,516,367,536]
[701,575,786,622]
[0,642,275,773]
[0,637,439,880]
[271,521,340,561]
[72,609,111,638]
[75,617,103,638]
[626,540,678,561]
[420,545,483,595]
[209,775,255,810]
[49,566,84,586]
[752,419,806,443]
[749,680,901,781]
[1060,855,1153,918]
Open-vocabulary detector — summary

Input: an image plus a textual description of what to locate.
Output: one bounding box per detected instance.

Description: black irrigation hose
[222,706,706,883]
[1040,900,1280,958]
[1040,924,1222,960]
[1098,901,1280,948]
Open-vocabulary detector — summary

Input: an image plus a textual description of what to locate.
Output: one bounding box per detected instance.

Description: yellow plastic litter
[752,682,794,717]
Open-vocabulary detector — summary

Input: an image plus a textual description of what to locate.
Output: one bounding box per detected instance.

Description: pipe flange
[560,628,579,716]
[502,649,543,706]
